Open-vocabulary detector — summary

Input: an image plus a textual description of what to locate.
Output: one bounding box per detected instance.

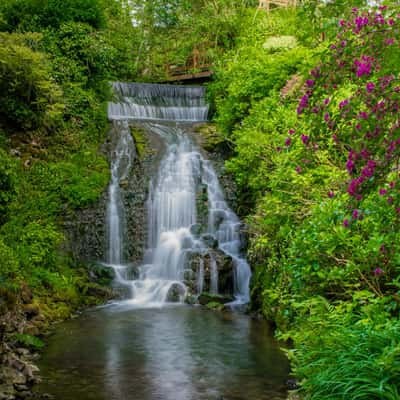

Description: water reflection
[37,306,289,400]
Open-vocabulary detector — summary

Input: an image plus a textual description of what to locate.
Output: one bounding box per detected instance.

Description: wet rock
[20,287,32,305]
[22,325,39,337]
[201,234,218,249]
[13,385,28,392]
[22,305,39,320]
[183,269,196,281]
[204,250,234,296]
[184,294,197,305]
[166,284,186,302]
[85,284,113,299]
[119,179,129,188]
[286,379,300,390]
[189,224,202,237]
[0,384,15,400]
[88,263,115,286]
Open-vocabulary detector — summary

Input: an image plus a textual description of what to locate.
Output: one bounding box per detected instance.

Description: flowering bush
[293,6,400,213]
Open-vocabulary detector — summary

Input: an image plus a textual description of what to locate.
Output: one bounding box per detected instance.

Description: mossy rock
[130,127,148,158]
[88,262,115,286]
[198,292,234,305]
[205,301,224,310]
[194,124,225,152]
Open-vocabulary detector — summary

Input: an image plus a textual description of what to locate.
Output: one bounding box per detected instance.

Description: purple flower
[285,137,291,146]
[359,111,368,119]
[360,149,370,159]
[343,219,350,227]
[297,94,309,114]
[324,113,330,122]
[379,188,387,196]
[367,160,376,169]
[339,99,349,109]
[374,267,383,276]
[389,181,395,189]
[324,98,330,105]
[276,146,282,152]
[295,166,302,174]
[388,197,394,204]
[328,191,334,198]
[346,159,355,173]
[289,129,295,135]
[354,60,372,77]
[352,209,359,219]
[366,82,375,92]
[306,79,315,87]
[301,134,309,145]
[385,38,395,45]
[332,134,338,143]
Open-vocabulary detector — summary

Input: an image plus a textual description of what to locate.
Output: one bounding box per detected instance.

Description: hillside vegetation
[0,0,139,319]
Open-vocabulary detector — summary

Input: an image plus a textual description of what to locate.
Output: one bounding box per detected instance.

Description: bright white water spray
[106,83,251,306]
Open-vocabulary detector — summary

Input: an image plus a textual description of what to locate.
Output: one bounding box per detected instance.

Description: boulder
[166,284,186,302]
[201,234,218,249]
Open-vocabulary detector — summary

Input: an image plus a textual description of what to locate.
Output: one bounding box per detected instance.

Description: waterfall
[106,82,251,306]
[107,120,135,267]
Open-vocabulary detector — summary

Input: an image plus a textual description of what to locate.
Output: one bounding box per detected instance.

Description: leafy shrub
[285,303,400,400]
[0,0,105,31]
[0,32,63,131]
[13,333,45,349]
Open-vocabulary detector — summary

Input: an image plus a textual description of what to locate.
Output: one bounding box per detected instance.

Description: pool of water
[36,304,289,400]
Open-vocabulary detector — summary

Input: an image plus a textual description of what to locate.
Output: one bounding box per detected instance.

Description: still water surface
[37,305,289,400]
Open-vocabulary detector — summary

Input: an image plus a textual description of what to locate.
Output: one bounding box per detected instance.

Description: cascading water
[105,120,135,286]
[106,82,251,306]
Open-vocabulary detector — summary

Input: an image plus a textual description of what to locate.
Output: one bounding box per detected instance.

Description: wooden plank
[166,70,214,82]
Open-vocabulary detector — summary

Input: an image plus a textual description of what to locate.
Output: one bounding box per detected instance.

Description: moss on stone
[130,127,147,159]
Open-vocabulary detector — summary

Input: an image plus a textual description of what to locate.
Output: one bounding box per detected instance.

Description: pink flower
[366,82,375,92]
[374,267,383,276]
[379,188,387,196]
[301,134,309,145]
[346,159,355,173]
[343,219,350,227]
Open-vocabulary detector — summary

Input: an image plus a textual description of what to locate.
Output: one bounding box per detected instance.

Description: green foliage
[0,0,105,31]
[0,238,20,283]
[284,301,400,399]
[13,333,45,349]
[207,3,400,398]
[0,149,17,224]
[0,32,63,131]
[0,0,133,320]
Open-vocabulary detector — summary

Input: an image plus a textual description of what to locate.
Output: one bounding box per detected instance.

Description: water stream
[37,306,290,400]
